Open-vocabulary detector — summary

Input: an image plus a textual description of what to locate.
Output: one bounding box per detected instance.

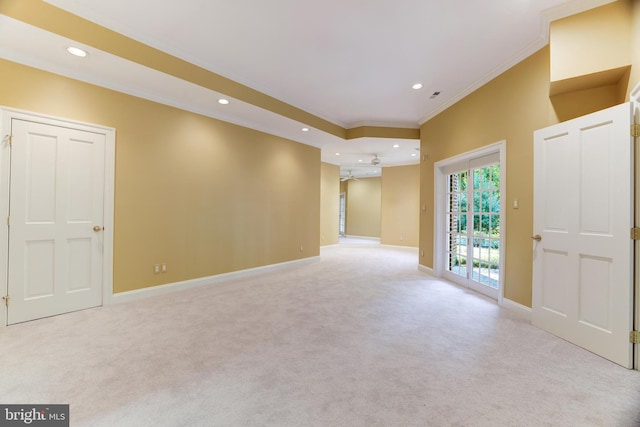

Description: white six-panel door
[6,118,106,324]
[532,102,634,368]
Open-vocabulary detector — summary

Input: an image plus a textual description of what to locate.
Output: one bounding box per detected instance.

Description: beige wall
[346,177,381,238]
[549,0,632,121]
[550,1,631,84]
[631,0,640,98]
[420,2,639,307]
[320,162,340,246]
[381,165,420,247]
[0,59,320,294]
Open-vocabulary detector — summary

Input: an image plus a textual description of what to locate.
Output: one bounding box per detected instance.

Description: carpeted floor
[1,244,639,426]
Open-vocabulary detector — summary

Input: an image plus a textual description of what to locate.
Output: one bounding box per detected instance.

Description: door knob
[93,226,103,232]
[531,234,542,242]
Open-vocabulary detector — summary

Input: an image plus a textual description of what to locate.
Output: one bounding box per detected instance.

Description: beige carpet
[1,244,639,426]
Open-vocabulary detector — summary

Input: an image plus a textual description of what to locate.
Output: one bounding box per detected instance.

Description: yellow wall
[420,2,639,307]
[320,162,340,245]
[346,177,381,238]
[381,165,420,247]
[630,0,640,97]
[550,0,631,84]
[549,0,632,121]
[0,59,320,293]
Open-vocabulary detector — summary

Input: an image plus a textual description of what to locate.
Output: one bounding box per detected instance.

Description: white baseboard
[501,298,532,322]
[418,264,435,275]
[110,256,320,305]
[380,244,419,251]
[343,235,380,240]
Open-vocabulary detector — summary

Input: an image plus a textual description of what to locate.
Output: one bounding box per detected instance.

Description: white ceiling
[0,0,615,177]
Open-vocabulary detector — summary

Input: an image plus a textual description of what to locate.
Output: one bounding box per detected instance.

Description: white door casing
[532,102,634,368]
[631,82,640,371]
[0,108,115,326]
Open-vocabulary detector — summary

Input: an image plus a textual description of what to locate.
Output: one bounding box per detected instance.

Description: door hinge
[2,295,9,307]
[632,124,640,138]
[3,134,12,147]
[631,331,640,344]
[630,227,640,240]
[6,215,9,226]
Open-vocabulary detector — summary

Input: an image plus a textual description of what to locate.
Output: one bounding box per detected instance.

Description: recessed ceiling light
[358,159,363,163]
[66,46,87,57]
[412,83,423,90]
[335,152,340,156]
[411,153,417,157]
[218,99,230,105]
[301,127,310,132]
[393,144,400,148]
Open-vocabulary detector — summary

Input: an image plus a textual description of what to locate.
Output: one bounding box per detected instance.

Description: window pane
[460,192,467,212]
[481,214,489,234]
[490,164,500,189]
[481,191,490,213]
[473,169,482,190]
[473,192,480,211]
[491,215,500,234]
[460,171,467,191]
[491,190,500,212]
[473,215,481,233]
[458,214,467,234]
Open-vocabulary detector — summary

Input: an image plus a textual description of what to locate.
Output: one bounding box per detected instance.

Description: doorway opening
[339,192,346,237]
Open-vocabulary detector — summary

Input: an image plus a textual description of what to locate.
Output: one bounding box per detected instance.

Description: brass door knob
[531,234,542,242]
[93,226,103,232]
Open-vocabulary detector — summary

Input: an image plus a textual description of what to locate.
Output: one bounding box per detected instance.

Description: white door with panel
[6,118,105,325]
[532,102,634,368]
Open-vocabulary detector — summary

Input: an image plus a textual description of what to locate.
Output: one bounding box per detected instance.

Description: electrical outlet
[161,263,167,273]
[153,264,160,274]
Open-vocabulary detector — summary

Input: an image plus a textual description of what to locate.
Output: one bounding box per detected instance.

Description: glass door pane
[445,171,467,278]
[469,164,500,289]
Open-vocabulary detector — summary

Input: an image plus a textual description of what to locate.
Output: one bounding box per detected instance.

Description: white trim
[348,120,420,130]
[380,244,419,251]
[541,0,617,22]
[110,256,320,305]
[634,96,640,370]
[343,235,380,241]
[0,107,115,327]
[501,298,532,322]
[418,264,434,275]
[433,141,507,304]
[631,81,640,104]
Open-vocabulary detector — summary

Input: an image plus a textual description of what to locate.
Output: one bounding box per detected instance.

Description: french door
[439,149,504,300]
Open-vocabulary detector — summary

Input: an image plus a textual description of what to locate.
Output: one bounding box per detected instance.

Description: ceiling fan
[371,154,381,166]
[340,170,359,181]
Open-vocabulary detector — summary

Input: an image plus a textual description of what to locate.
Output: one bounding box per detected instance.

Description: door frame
[434,140,506,304]
[632,82,640,370]
[0,107,115,327]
